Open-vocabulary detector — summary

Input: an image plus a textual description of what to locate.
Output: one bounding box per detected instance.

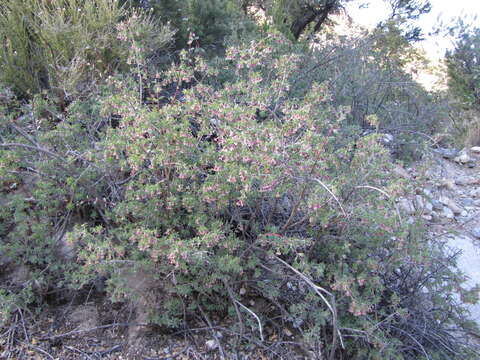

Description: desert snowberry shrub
[0,32,477,359]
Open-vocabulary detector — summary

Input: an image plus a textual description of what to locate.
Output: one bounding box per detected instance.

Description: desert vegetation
[0,0,479,359]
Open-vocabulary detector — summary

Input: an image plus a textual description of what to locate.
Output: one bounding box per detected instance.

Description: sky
[346,0,480,59]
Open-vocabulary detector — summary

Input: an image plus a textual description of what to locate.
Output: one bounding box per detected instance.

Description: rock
[422,188,433,197]
[450,203,464,215]
[414,195,425,211]
[439,196,463,215]
[425,201,433,212]
[460,198,475,207]
[398,198,415,215]
[455,177,478,186]
[472,228,480,239]
[431,199,444,211]
[434,148,459,159]
[438,178,455,190]
[470,189,480,198]
[438,197,450,206]
[205,340,218,351]
[442,207,455,219]
[431,212,442,223]
[392,164,411,179]
[422,214,433,221]
[444,235,480,325]
[471,146,480,153]
[57,232,76,260]
[460,210,468,217]
[454,149,473,164]
[381,133,394,144]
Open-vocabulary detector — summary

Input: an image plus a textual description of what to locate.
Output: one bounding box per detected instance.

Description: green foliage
[242,0,431,41]
[284,22,448,160]
[446,25,480,108]
[0,0,174,97]
[0,28,475,358]
[444,22,480,146]
[122,0,246,49]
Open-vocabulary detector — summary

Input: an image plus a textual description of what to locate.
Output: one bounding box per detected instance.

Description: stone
[422,188,433,197]
[455,177,477,186]
[472,228,480,239]
[422,214,433,221]
[460,210,468,217]
[460,198,475,207]
[470,189,480,198]
[444,235,480,325]
[454,150,473,164]
[431,212,442,223]
[442,207,455,219]
[392,164,411,179]
[471,146,480,153]
[434,148,459,160]
[439,196,463,215]
[431,199,444,211]
[381,133,394,144]
[57,232,76,260]
[438,178,455,190]
[398,198,415,215]
[414,195,425,211]
[424,201,433,213]
[206,340,218,351]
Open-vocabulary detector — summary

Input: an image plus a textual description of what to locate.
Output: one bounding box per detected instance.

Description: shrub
[446,26,480,109]
[444,23,480,146]
[122,0,247,49]
[0,0,174,98]
[1,30,477,358]
[286,23,450,160]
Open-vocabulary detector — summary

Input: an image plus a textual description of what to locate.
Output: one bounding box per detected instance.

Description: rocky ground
[396,146,480,326]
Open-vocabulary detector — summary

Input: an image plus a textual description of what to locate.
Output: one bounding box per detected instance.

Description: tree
[446,25,480,108]
[242,0,430,41]
[121,0,244,48]
[383,0,431,41]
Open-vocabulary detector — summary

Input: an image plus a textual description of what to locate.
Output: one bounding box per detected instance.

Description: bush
[286,23,450,160]
[0,0,174,98]
[446,26,480,109]
[445,23,480,146]
[1,30,477,358]
[122,0,247,49]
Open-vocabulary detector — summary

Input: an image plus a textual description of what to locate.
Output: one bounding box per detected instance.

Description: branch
[0,143,65,162]
[234,300,264,342]
[270,254,345,355]
[313,178,347,217]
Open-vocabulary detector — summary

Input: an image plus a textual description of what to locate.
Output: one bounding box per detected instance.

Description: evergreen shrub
[0,31,477,358]
[0,0,174,97]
